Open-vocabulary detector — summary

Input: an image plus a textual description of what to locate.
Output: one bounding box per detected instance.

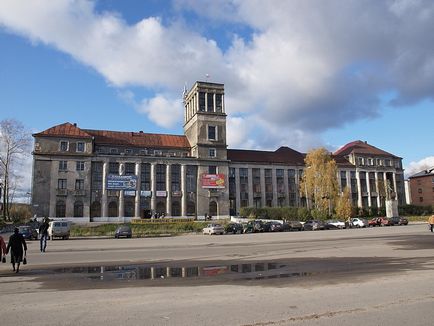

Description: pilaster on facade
[356,170,363,208]
[102,161,108,217]
[392,172,397,200]
[150,163,156,212]
[283,169,289,207]
[366,172,372,207]
[260,168,266,207]
[247,168,253,207]
[181,164,187,216]
[166,164,172,216]
[375,172,381,207]
[118,163,125,219]
[272,167,278,207]
[134,162,141,218]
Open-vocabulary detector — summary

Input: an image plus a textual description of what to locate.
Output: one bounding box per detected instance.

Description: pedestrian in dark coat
[0,235,6,263]
[39,218,50,252]
[6,228,27,273]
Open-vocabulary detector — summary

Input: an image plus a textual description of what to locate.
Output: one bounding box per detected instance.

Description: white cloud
[138,95,183,129]
[405,156,434,178]
[1,0,434,152]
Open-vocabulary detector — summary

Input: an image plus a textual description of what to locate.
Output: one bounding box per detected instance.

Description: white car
[202,223,225,235]
[350,218,367,228]
[326,219,346,229]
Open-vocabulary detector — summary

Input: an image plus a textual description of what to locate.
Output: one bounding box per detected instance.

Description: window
[109,162,119,174]
[215,94,222,112]
[74,201,83,217]
[110,148,118,154]
[367,158,373,166]
[207,93,214,112]
[419,197,424,202]
[208,125,216,140]
[418,188,422,194]
[209,166,217,174]
[59,161,67,171]
[59,141,69,151]
[76,161,85,171]
[125,149,132,155]
[199,92,206,111]
[56,200,66,217]
[209,148,216,158]
[75,179,84,190]
[76,142,85,152]
[58,179,67,189]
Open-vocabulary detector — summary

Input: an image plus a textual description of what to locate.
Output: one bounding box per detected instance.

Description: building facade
[408,169,434,206]
[31,81,405,222]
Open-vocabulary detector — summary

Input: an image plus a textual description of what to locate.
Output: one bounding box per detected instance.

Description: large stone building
[31,81,405,222]
[407,168,434,206]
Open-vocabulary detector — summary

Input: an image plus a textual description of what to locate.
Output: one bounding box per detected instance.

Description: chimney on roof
[139,131,143,133]
[364,141,367,144]
[73,123,77,127]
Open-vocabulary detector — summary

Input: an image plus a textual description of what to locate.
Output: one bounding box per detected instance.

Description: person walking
[6,227,27,273]
[0,235,6,263]
[39,218,50,252]
[428,214,434,233]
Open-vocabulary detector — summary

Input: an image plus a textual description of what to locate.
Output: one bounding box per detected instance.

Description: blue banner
[107,175,138,190]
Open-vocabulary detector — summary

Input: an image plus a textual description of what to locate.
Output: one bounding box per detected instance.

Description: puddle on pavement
[28,261,317,284]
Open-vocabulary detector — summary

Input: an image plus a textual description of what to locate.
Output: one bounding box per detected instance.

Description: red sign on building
[201,174,225,189]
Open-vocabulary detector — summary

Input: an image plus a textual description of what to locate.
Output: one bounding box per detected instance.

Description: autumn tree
[335,186,353,221]
[299,148,339,218]
[0,119,32,221]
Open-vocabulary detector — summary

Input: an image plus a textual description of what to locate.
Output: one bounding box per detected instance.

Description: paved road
[1,224,434,325]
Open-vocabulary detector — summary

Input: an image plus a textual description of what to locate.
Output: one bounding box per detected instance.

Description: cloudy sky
[1,0,434,199]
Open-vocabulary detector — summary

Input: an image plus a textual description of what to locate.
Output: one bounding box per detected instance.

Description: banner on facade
[172,191,182,197]
[107,175,137,190]
[156,191,167,197]
[124,190,136,197]
[140,190,152,197]
[201,174,225,189]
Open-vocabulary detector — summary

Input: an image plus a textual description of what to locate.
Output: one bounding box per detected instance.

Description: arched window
[171,201,181,216]
[209,201,217,217]
[187,201,196,216]
[73,201,83,217]
[56,200,66,217]
[108,201,118,217]
[90,201,101,218]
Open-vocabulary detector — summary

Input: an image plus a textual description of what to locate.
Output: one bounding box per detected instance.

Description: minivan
[48,221,71,240]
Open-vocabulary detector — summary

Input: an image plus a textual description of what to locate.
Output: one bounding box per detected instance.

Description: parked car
[264,221,283,232]
[18,225,38,240]
[243,220,265,233]
[225,223,244,234]
[390,216,409,226]
[368,217,383,227]
[325,219,345,229]
[202,223,225,235]
[282,220,303,231]
[349,218,368,228]
[115,225,132,238]
[303,220,325,231]
[48,221,71,240]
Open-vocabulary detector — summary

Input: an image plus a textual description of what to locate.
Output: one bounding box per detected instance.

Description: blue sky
[1,0,434,199]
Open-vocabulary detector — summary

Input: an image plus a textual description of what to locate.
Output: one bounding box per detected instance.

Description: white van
[48,221,71,240]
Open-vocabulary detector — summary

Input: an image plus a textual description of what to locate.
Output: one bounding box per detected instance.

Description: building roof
[228,146,353,167]
[33,122,93,139]
[334,140,400,158]
[408,168,434,179]
[33,123,191,149]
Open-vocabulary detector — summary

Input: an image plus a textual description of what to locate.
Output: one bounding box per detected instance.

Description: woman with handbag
[6,227,27,273]
[0,234,6,263]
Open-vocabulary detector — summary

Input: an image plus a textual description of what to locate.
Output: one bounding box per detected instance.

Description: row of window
[59,160,85,171]
[355,156,400,168]
[58,179,84,190]
[60,140,85,152]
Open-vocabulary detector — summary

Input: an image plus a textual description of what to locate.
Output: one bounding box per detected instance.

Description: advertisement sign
[107,175,137,190]
[124,190,136,197]
[201,174,225,189]
[156,191,167,197]
[172,191,182,197]
[140,190,152,197]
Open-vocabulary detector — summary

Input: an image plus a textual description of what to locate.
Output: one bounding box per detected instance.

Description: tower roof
[334,140,400,158]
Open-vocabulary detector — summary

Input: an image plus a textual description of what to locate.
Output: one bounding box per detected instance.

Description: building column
[392,172,397,200]
[102,161,108,217]
[235,168,241,215]
[260,168,266,207]
[181,164,187,217]
[118,163,125,219]
[272,168,278,207]
[151,163,156,213]
[283,169,289,206]
[134,162,141,218]
[366,172,372,207]
[375,172,381,207]
[166,164,172,216]
[247,168,253,207]
[356,171,362,208]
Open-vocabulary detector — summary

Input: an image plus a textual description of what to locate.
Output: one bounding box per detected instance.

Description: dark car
[390,216,409,226]
[225,223,244,234]
[244,220,264,233]
[115,225,132,238]
[303,220,325,231]
[282,220,303,231]
[18,226,38,240]
[263,221,283,232]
